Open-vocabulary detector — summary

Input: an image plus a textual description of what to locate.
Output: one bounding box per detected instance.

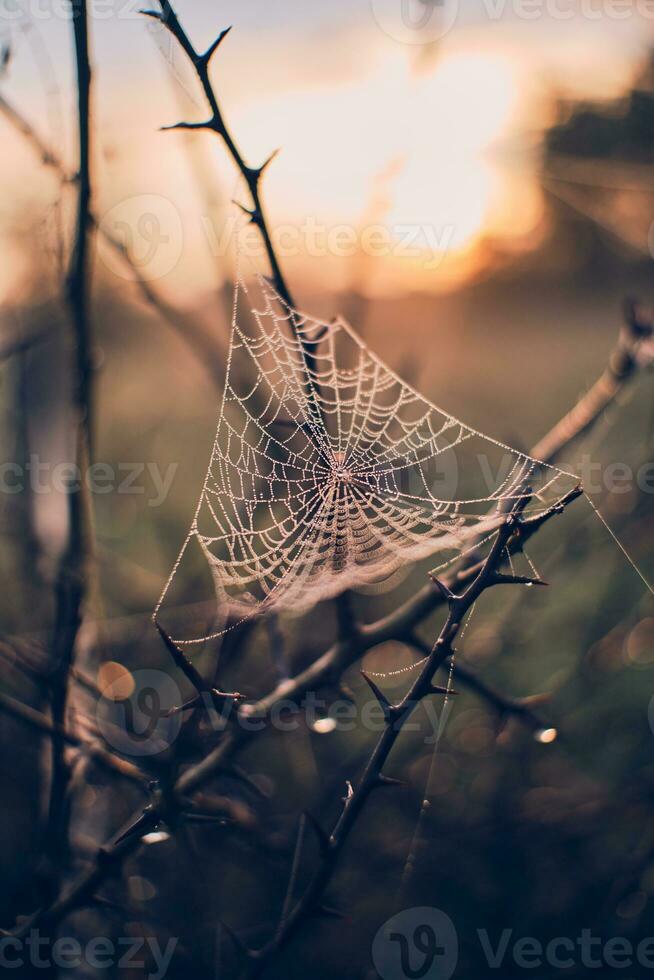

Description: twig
[46,0,94,881]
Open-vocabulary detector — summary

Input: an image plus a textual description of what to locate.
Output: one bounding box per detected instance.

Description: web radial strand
[156,275,580,643]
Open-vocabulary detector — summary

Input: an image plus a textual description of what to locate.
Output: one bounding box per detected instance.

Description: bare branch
[46,0,94,881]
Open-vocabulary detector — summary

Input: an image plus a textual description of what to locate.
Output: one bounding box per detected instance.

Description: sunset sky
[1,0,653,300]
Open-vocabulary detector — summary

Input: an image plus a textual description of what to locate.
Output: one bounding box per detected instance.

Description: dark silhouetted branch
[46,0,94,879]
[242,500,543,975]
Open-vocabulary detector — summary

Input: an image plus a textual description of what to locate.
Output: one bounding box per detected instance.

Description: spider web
[155,274,579,644]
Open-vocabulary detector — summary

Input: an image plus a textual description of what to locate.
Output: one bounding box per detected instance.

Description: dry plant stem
[47,0,94,876]
[244,504,534,976]
[14,813,159,939]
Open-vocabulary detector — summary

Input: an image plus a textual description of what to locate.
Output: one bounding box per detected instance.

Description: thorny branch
[166,486,583,813]
[144,0,324,418]
[6,486,578,942]
[239,498,564,976]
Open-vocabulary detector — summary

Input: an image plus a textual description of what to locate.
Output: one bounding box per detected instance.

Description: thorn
[211,687,247,708]
[342,780,354,804]
[232,200,259,224]
[376,773,404,788]
[493,573,548,588]
[155,622,205,692]
[245,149,279,187]
[624,296,652,338]
[315,904,345,919]
[113,807,158,846]
[139,8,163,21]
[428,573,455,603]
[184,811,228,826]
[260,147,280,173]
[360,671,393,720]
[430,686,459,697]
[520,692,553,709]
[164,694,201,717]
[160,120,214,133]
[201,25,233,65]
[304,810,331,855]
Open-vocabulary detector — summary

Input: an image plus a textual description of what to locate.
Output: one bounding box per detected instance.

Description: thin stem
[47,0,94,882]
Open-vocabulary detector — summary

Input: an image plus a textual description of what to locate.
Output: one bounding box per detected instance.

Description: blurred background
[0,0,653,977]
